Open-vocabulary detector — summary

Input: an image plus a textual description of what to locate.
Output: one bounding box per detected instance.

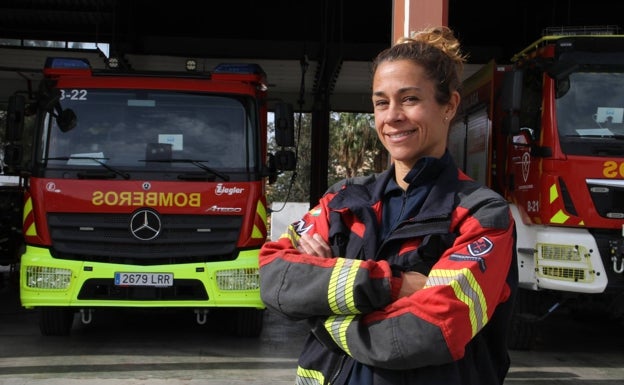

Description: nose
[384,102,405,124]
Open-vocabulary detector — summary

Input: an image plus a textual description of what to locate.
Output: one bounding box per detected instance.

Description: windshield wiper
[142,159,230,181]
[46,156,130,180]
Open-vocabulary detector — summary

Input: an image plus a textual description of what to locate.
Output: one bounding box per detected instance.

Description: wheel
[39,308,74,336]
[231,308,264,337]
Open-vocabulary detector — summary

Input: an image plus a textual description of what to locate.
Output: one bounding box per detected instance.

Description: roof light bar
[542,25,621,37]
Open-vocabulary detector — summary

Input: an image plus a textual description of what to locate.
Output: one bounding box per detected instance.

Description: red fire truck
[3,55,295,336]
[450,26,624,349]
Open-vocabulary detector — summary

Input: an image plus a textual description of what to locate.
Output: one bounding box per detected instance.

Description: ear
[445,91,460,119]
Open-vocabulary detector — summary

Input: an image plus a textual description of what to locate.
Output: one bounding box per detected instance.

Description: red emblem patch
[468,237,493,256]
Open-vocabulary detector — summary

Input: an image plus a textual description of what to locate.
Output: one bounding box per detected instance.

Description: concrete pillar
[392,0,449,42]
[309,1,451,205]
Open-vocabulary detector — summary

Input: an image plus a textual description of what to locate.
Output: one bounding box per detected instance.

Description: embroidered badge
[468,237,493,256]
[293,219,313,235]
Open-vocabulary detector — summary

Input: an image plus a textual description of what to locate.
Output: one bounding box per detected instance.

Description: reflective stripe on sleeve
[425,268,488,336]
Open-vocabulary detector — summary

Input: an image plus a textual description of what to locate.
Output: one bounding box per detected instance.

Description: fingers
[398,271,428,298]
[297,233,332,257]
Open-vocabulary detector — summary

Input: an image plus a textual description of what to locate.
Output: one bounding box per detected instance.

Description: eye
[403,95,419,104]
[373,99,389,108]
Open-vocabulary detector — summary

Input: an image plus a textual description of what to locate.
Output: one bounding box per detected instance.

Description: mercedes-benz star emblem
[130,209,162,241]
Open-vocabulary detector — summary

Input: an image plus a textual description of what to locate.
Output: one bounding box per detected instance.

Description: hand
[398,271,428,298]
[297,233,333,257]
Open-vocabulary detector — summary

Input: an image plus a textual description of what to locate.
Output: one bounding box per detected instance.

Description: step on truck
[450,26,624,349]
[3,55,296,336]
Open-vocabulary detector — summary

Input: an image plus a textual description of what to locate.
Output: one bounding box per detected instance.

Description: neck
[394,162,411,190]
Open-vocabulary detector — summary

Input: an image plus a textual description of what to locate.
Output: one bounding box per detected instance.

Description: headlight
[540,244,583,261]
[537,243,592,283]
[216,268,260,291]
[26,266,71,289]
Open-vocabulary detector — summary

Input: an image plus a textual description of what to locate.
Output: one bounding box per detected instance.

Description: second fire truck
[450,26,624,349]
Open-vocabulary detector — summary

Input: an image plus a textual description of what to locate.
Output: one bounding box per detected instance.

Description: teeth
[387,130,414,138]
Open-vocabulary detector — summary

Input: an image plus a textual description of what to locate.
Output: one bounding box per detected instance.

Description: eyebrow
[372,86,421,97]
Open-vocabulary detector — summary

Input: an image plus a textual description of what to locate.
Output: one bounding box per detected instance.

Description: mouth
[385,129,416,139]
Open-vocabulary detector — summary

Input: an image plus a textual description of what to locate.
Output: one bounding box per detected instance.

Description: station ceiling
[0,0,620,113]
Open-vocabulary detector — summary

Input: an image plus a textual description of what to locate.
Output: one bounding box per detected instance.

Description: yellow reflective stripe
[23,196,36,236]
[283,224,301,248]
[550,209,569,224]
[257,200,267,221]
[251,225,263,238]
[328,258,360,315]
[251,200,267,239]
[548,182,571,224]
[426,268,488,336]
[25,222,36,236]
[296,366,324,385]
[325,314,356,356]
[23,196,32,222]
[549,183,558,204]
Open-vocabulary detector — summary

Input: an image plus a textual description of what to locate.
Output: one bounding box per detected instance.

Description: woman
[259,26,517,385]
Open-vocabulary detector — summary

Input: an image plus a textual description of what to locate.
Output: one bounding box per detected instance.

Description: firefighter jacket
[259,152,518,385]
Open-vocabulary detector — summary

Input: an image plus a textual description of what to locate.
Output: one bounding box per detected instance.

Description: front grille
[540,266,586,281]
[77,278,208,300]
[48,212,242,265]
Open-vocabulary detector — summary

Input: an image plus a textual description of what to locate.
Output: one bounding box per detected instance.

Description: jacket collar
[328,150,459,221]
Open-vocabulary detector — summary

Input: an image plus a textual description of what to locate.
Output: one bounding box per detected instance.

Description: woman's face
[372,59,458,170]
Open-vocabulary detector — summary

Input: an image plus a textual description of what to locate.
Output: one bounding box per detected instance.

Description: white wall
[270,202,310,241]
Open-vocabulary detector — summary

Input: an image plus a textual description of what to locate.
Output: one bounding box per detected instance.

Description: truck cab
[3,56,296,336]
[452,26,624,349]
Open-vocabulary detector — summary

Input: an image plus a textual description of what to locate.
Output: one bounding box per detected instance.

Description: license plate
[114,272,173,287]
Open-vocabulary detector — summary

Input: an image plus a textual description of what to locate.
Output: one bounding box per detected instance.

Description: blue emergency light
[213,63,265,75]
[44,57,91,69]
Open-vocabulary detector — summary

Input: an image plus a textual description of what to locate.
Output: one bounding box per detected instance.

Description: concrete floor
[1,267,623,385]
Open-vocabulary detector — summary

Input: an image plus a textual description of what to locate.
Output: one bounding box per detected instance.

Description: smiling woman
[259,26,518,385]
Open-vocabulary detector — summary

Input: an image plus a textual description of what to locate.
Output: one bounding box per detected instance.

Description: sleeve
[321,192,516,370]
[259,193,402,320]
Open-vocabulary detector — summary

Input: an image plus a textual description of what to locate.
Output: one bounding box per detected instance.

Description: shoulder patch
[468,236,493,256]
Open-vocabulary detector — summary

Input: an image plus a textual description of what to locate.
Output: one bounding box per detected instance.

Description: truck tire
[39,308,74,336]
[507,288,541,350]
[231,308,264,337]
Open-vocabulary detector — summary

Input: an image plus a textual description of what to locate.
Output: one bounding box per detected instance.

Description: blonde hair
[372,26,467,105]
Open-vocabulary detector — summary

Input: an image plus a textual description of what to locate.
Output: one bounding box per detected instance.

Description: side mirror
[266,154,278,184]
[3,144,23,169]
[275,150,296,171]
[265,150,297,184]
[274,102,295,147]
[57,108,77,133]
[6,94,26,141]
[36,80,76,133]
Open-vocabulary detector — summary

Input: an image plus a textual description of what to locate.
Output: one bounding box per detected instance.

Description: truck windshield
[44,90,256,171]
[556,71,624,156]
